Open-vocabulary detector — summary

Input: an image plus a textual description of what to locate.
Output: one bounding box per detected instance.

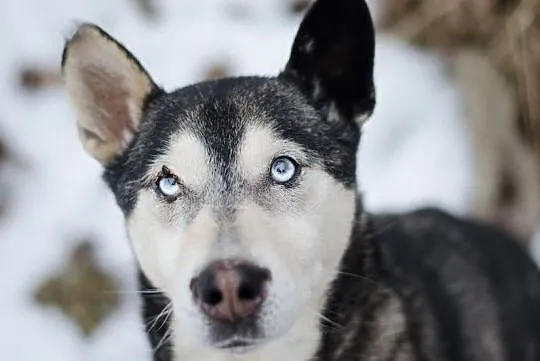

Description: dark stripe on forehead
[190,97,247,208]
[193,97,245,168]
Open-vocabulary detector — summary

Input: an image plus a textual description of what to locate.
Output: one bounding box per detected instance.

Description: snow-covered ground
[0,0,476,359]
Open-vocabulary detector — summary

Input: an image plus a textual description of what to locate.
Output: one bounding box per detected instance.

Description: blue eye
[157,176,181,197]
[270,157,298,183]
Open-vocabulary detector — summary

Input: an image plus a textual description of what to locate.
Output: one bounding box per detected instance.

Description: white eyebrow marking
[145,132,210,191]
[238,124,307,182]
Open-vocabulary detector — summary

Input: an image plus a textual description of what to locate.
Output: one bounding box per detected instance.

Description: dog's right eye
[156,176,181,198]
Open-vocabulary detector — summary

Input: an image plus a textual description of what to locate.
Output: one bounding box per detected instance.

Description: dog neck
[315,215,404,360]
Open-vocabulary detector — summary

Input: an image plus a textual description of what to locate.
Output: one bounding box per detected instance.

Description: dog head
[62,0,374,356]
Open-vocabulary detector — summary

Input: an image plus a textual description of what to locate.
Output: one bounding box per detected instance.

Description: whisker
[307,306,343,329]
[337,271,378,285]
[154,326,173,355]
[158,303,175,331]
[148,303,173,331]
[104,289,164,295]
[160,306,175,333]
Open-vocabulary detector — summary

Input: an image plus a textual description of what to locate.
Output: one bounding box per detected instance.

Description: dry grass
[380,0,540,156]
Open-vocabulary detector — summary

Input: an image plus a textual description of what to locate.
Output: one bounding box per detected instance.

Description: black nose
[191,260,271,322]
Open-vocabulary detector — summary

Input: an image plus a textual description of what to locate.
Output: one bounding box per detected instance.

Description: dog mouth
[216,338,258,354]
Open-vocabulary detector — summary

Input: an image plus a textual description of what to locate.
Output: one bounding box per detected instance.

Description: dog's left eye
[270,156,298,184]
[157,176,181,198]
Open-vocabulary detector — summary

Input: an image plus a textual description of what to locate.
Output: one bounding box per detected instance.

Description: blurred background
[1,0,539,359]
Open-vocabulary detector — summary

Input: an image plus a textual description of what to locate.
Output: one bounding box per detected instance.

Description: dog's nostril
[202,288,223,306]
[191,269,224,306]
[237,264,271,301]
[238,284,258,301]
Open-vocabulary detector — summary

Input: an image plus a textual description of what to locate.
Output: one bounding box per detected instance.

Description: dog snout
[191,260,271,322]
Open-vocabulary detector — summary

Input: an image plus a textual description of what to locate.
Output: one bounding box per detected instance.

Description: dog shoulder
[372,208,540,360]
[373,207,537,279]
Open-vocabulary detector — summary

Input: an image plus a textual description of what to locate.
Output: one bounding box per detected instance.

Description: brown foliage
[380,0,540,155]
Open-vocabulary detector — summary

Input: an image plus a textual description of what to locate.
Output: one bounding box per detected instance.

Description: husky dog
[61,0,540,360]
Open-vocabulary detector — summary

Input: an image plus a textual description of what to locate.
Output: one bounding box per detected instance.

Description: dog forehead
[139,76,358,184]
[150,79,305,160]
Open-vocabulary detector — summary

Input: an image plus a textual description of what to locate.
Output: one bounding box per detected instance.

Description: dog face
[62,0,375,356]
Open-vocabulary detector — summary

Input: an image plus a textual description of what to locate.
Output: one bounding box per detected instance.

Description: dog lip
[217,338,258,353]
[221,340,251,348]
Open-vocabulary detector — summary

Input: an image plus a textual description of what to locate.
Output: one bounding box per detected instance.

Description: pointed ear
[282,0,375,125]
[62,24,162,165]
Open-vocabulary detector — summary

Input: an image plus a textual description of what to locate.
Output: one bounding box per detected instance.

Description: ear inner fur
[62,24,161,164]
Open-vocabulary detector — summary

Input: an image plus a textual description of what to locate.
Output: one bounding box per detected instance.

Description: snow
[358,37,473,215]
[0,0,476,359]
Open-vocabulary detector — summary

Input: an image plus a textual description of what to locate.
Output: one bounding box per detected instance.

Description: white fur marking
[147,132,210,192]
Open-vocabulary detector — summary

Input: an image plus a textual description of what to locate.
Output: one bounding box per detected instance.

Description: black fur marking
[283,0,375,121]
